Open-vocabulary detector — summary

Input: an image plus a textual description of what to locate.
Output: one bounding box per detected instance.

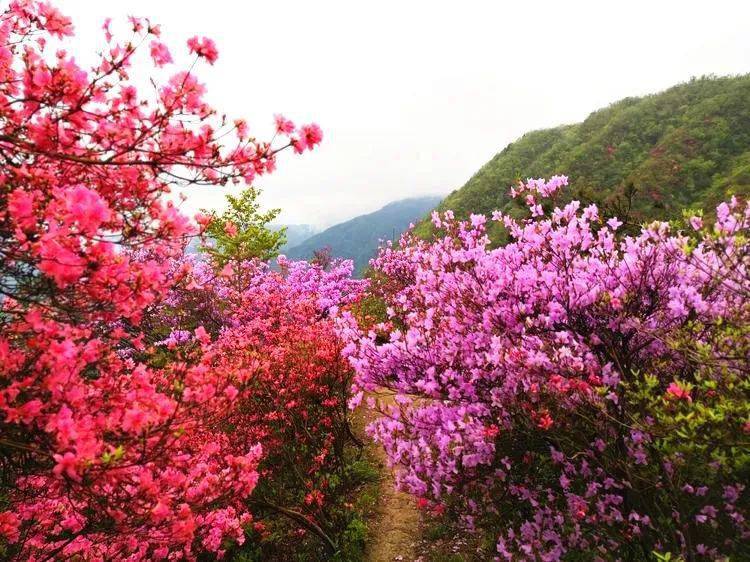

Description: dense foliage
[340,177,750,560]
[287,196,441,275]
[421,75,750,239]
[0,3,334,559]
[152,256,368,560]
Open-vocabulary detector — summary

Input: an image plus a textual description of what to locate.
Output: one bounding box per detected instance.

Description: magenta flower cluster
[338,177,750,559]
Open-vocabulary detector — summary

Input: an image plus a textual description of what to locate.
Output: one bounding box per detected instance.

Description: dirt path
[363,397,422,562]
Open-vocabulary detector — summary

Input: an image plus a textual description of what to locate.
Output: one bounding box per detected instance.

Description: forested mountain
[286,196,442,274]
[422,75,750,235]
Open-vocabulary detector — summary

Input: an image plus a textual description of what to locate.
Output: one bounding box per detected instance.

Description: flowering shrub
[0,2,321,559]
[339,176,750,560]
[153,256,368,557]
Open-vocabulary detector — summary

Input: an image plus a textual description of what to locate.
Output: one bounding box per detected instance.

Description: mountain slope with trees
[422,75,750,235]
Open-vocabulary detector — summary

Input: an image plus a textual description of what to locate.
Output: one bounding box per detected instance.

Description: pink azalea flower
[187,36,219,64]
[149,40,173,66]
[224,220,238,237]
[274,113,296,134]
[666,382,692,402]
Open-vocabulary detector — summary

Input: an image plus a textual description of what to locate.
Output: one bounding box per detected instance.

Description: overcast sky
[61,0,750,228]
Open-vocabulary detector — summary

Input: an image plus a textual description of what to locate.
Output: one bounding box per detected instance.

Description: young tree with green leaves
[202,187,286,265]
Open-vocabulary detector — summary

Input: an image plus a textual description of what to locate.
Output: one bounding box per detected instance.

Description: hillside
[423,75,750,235]
[286,196,442,274]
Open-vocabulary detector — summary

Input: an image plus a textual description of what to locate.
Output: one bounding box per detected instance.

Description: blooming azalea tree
[0,2,321,559]
[152,254,367,556]
[339,177,750,560]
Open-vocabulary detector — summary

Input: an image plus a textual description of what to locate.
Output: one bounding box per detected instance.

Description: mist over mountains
[285,196,441,275]
[276,224,319,253]
[193,76,750,280]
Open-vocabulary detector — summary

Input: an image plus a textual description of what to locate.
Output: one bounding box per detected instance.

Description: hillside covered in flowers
[0,2,747,562]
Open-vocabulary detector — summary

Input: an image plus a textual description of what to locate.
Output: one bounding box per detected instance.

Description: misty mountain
[285,196,442,275]
[275,224,318,253]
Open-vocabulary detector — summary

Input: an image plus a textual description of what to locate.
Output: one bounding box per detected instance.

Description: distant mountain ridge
[421,75,750,237]
[286,196,442,275]
[275,224,318,253]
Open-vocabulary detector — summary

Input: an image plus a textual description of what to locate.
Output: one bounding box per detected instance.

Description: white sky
[60,0,750,228]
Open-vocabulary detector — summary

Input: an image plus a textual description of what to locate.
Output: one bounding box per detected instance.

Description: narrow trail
[363,396,422,562]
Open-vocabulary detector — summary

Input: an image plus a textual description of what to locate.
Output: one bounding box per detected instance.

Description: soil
[363,396,422,562]
[360,394,488,562]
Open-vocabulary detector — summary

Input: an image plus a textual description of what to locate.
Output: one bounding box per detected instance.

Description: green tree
[202,187,286,265]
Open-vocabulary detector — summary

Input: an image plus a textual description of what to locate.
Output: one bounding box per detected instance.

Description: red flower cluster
[155,257,366,550]
[187,36,219,64]
[0,3,325,559]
